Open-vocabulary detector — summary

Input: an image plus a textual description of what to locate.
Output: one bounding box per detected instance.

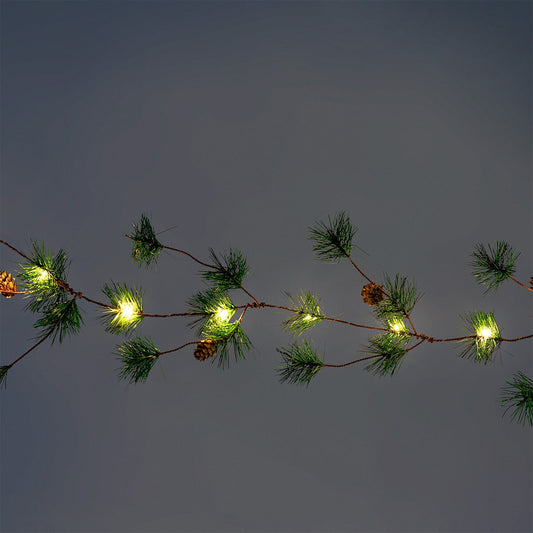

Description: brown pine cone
[194,339,218,361]
[361,282,384,306]
[0,271,17,298]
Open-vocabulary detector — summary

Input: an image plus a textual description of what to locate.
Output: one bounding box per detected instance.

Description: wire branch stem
[158,341,199,357]
[324,354,382,368]
[5,327,56,369]
[141,311,202,318]
[406,315,418,334]
[509,276,533,293]
[346,255,376,286]
[407,339,426,352]
[55,281,109,308]
[500,334,533,342]
[161,245,216,269]
[161,244,261,305]
[0,240,30,261]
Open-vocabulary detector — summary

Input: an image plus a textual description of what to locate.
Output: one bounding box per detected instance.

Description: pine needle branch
[186,287,235,334]
[17,241,70,313]
[364,332,410,377]
[33,298,83,344]
[276,341,324,386]
[201,248,249,291]
[308,211,358,263]
[457,311,502,363]
[101,282,143,334]
[374,273,421,321]
[126,214,163,268]
[0,366,9,389]
[500,371,533,426]
[281,291,324,335]
[470,241,520,293]
[201,321,252,369]
[115,337,161,383]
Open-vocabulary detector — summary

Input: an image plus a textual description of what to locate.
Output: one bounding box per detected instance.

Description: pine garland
[1,212,532,427]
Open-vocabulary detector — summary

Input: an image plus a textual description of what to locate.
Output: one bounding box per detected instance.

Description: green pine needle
[457,311,501,363]
[470,241,520,293]
[115,337,161,384]
[101,282,144,334]
[374,274,421,321]
[276,341,324,386]
[202,321,252,369]
[202,248,249,291]
[500,371,533,426]
[308,211,363,263]
[282,291,324,335]
[18,241,70,313]
[0,366,9,389]
[364,333,410,377]
[33,298,83,344]
[186,287,235,334]
[126,214,163,268]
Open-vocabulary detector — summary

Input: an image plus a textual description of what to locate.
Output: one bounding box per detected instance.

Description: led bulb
[215,308,231,323]
[304,314,314,321]
[119,302,138,320]
[36,268,51,282]
[478,326,493,340]
[389,319,406,334]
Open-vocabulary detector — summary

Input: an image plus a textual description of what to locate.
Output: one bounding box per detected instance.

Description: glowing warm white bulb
[119,302,137,320]
[215,308,231,322]
[390,320,405,333]
[304,314,314,321]
[478,327,493,340]
[36,268,51,282]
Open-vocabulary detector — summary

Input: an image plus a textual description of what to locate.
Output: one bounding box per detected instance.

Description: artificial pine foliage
[282,291,324,335]
[457,311,502,363]
[374,273,421,320]
[0,366,9,389]
[18,241,70,313]
[201,321,252,369]
[364,332,410,377]
[126,213,163,268]
[470,241,520,293]
[33,298,83,344]
[115,337,161,383]
[500,371,533,426]
[0,271,17,298]
[202,248,249,291]
[186,287,235,334]
[308,211,358,263]
[276,341,324,386]
[101,282,143,334]
[1,212,532,426]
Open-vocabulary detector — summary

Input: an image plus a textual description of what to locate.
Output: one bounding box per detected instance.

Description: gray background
[1,1,531,532]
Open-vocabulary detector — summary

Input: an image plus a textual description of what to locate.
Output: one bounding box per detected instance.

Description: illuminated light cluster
[215,307,233,323]
[389,318,407,334]
[303,314,316,321]
[36,267,51,282]
[109,297,142,331]
[118,301,139,321]
[477,326,494,341]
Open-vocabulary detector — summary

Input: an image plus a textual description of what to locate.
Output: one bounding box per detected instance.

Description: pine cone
[0,271,17,298]
[361,282,384,306]
[194,339,218,361]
